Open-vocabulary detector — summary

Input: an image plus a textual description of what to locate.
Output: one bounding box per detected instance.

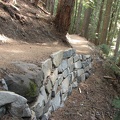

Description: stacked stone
[32,48,92,119]
[0,48,92,119]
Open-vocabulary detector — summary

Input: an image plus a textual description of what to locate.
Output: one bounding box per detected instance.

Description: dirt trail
[0,1,118,120]
[66,33,96,54]
[0,0,95,77]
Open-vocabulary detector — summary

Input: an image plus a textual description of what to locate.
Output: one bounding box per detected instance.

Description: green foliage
[112,98,120,109]
[27,81,37,97]
[112,98,120,120]
[103,58,120,77]
[114,111,120,120]
[98,44,110,55]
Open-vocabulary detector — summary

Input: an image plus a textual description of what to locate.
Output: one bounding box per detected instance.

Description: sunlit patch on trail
[0,34,16,43]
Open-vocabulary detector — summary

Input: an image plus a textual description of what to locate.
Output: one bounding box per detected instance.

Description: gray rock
[87,58,92,62]
[13,61,41,74]
[89,63,92,69]
[0,106,6,118]
[81,74,86,81]
[82,61,89,67]
[41,114,48,120]
[63,48,76,59]
[50,50,63,67]
[69,64,74,72]
[61,92,67,102]
[42,59,52,80]
[79,55,83,60]
[74,61,82,69]
[60,102,64,108]
[72,81,78,88]
[68,57,73,67]
[5,62,44,102]
[84,66,88,72]
[58,60,68,73]
[61,75,71,93]
[51,92,61,111]
[50,68,58,86]
[74,71,77,78]
[73,54,80,62]
[0,79,8,90]
[82,55,87,60]
[31,110,37,120]
[45,79,52,94]
[84,55,91,59]
[58,74,63,85]
[32,94,45,118]
[77,76,81,83]
[82,63,86,69]
[63,68,70,78]
[71,72,75,82]
[68,85,72,96]
[85,72,90,79]
[0,91,31,118]
[13,62,44,87]
[77,69,84,77]
[43,100,51,114]
[5,73,39,102]
[52,80,59,94]
[40,86,48,103]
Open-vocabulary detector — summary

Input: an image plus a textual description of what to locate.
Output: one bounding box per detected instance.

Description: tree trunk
[81,7,93,38]
[114,29,120,63]
[75,0,83,34]
[106,0,118,45]
[71,0,78,33]
[95,0,105,45]
[111,0,120,42]
[50,0,55,15]
[54,0,75,34]
[100,0,113,44]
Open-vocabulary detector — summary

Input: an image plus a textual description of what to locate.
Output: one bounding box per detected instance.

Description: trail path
[0,1,117,119]
[66,34,96,54]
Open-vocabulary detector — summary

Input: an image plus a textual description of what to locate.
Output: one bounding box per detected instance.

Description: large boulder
[4,61,44,102]
[0,91,31,118]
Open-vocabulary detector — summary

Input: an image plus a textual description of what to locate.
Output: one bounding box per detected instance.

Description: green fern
[98,44,110,55]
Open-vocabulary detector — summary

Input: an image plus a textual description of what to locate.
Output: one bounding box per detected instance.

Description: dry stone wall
[0,48,93,120]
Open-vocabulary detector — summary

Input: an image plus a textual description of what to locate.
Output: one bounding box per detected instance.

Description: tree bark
[95,0,105,45]
[54,0,75,34]
[75,0,83,34]
[71,0,78,33]
[106,0,118,45]
[114,29,120,63]
[50,0,55,15]
[81,7,93,38]
[100,0,113,44]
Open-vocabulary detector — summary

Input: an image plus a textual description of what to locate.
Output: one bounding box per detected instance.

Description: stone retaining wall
[0,48,93,120]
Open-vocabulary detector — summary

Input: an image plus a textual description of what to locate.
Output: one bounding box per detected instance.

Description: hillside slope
[0,0,70,78]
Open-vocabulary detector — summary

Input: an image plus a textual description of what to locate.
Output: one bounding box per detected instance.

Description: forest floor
[0,0,120,120]
[50,58,119,120]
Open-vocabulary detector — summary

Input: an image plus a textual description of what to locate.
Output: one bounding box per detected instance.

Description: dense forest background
[40,0,120,66]
[0,0,120,119]
[2,0,120,65]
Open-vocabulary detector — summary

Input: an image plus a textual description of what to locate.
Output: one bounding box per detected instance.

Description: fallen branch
[78,87,82,93]
[38,5,50,15]
[103,76,113,79]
